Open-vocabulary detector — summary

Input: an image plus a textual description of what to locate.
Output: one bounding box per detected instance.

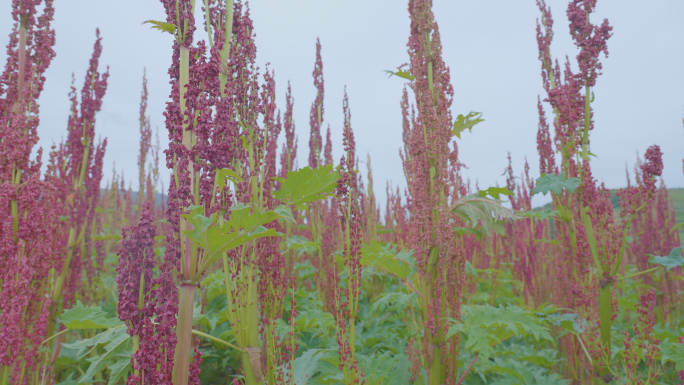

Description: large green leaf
[60,301,123,330]
[517,209,559,221]
[451,195,518,234]
[452,112,484,139]
[359,241,415,282]
[182,203,294,273]
[292,348,324,385]
[660,339,684,371]
[648,247,684,271]
[61,325,132,385]
[447,305,552,361]
[272,165,341,207]
[531,172,581,196]
[478,187,514,200]
[283,235,320,257]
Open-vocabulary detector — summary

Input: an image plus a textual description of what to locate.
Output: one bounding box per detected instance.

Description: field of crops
[1,0,683,384]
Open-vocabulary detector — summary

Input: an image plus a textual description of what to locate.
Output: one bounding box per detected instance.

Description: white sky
[1,0,683,210]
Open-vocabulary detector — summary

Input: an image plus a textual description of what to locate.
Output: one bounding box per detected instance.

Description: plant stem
[455,354,478,385]
[617,266,661,281]
[172,283,196,385]
[191,330,244,352]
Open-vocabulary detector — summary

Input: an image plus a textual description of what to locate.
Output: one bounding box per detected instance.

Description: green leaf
[452,111,484,138]
[215,168,243,192]
[284,235,319,257]
[105,355,133,385]
[60,301,123,330]
[453,226,486,239]
[478,187,514,200]
[648,247,684,271]
[518,209,559,221]
[383,69,415,81]
[273,165,341,207]
[182,203,293,273]
[181,205,215,250]
[661,339,684,371]
[292,348,324,385]
[55,373,79,385]
[142,20,176,34]
[62,325,132,384]
[359,241,415,281]
[533,238,560,245]
[451,194,518,234]
[670,221,684,233]
[531,172,581,196]
[446,305,552,362]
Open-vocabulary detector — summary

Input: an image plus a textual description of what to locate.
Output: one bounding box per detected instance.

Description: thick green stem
[0,365,8,385]
[219,0,234,96]
[598,283,612,377]
[172,284,196,385]
[428,348,445,385]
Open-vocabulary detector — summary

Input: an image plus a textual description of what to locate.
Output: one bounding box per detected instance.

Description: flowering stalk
[332,90,365,384]
[116,201,176,384]
[46,32,109,344]
[156,0,202,383]
[137,69,152,212]
[534,1,668,380]
[400,0,465,383]
[0,2,57,382]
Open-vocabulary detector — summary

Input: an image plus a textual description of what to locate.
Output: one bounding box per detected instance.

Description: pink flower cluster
[117,201,176,384]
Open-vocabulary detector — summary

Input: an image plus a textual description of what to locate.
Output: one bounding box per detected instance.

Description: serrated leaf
[478,187,514,200]
[518,209,559,221]
[183,203,293,275]
[660,339,684,371]
[531,172,581,196]
[453,111,484,138]
[55,373,78,385]
[370,291,418,314]
[648,247,684,271]
[62,325,132,384]
[105,355,132,385]
[62,325,127,360]
[60,301,123,330]
[142,19,176,34]
[383,69,415,81]
[273,165,341,206]
[359,241,415,281]
[292,348,324,385]
[447,305,552,362]
[80,330,132,384]
[284,235,319,257]
[451,194,518,234]
[453,226,486,239]
[181,205,214,250]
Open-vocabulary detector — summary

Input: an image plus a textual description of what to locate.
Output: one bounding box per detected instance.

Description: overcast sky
[1,0,683,209]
